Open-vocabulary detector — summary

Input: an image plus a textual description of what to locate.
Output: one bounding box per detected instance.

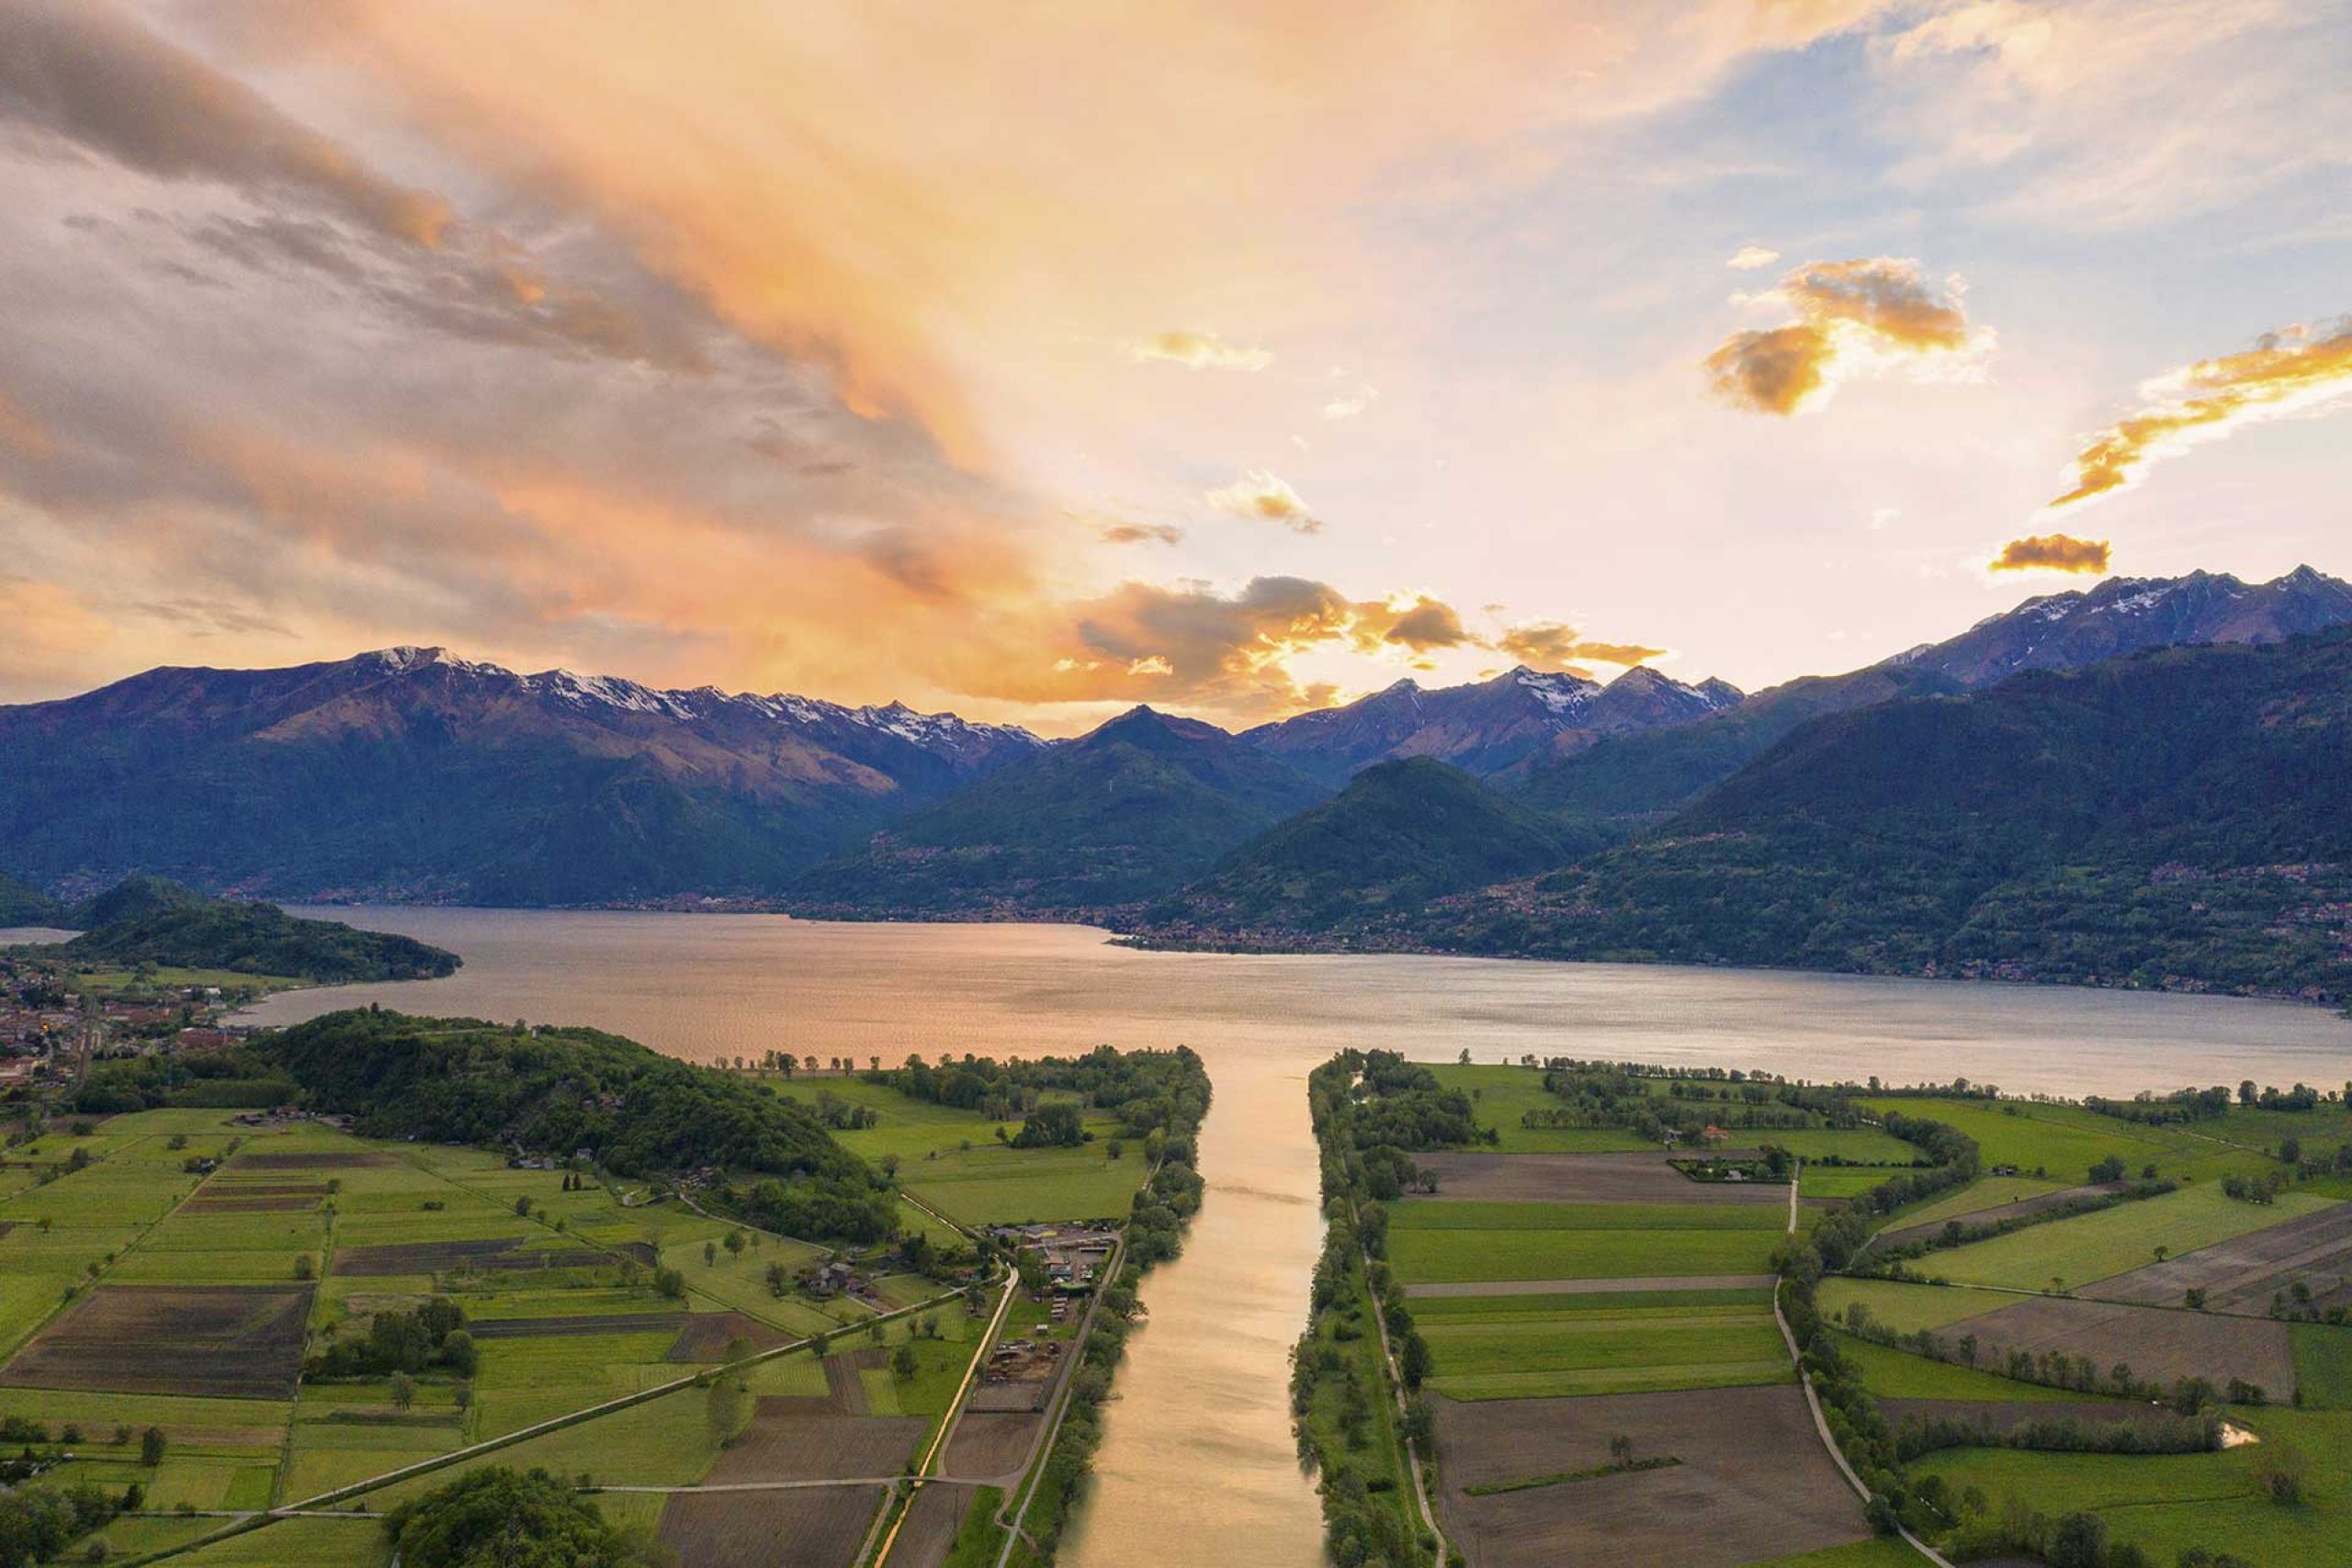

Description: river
[244,908,2351,1567]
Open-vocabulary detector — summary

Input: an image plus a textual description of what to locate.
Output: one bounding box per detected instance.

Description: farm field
[1423,1064,1656,1152]
[1744,1542,1925,1568]
[1921,1182,2335,1292]
[1430,1384,1871,1568]
[1389,1223,1784,1284]
[1417,1294,1791,1399]
[1907,1406,2352,1568]
[1884,1175,2070,1231]
[1863,1097,2183,1179]
[1817,1277,2020,1334]
[1831,1335,2097,1404]
[0,1101,988,1567]
[1408,1150,1792,1205]
[773,1075,1150,1225]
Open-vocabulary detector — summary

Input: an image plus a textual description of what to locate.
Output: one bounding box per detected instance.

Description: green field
[1420,1298,1792,1400]
[0,1101,965,1546]
[1422,1064,1656,1152]
[1885,1175,2070,1230]
[1864,1097,2181,1181]
[1816,1278,2019,1334]
[774,1075,1149,1224]
[1909,1406,2352,1568]
[1388,1224,1781,1284]
[1831,1333,2104,1404]
[2292,1324,2352,1409]
[1920,1182,2335,1292]
[1799,1167,1897,1200]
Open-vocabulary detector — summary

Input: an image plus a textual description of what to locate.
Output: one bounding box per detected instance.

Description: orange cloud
[1989,534,2111,575]
[1206,470,1322,534]
[240,3,1894,469]
[1127,331,1272,371]
[1497,621,1667,670]
[2047,316,2352,510]
[1097,520,1185,547]
[1707,257,1986,414]
[1354,595,1476,653]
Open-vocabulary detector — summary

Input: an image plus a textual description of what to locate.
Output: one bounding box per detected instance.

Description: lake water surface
[248,909,2352,1567]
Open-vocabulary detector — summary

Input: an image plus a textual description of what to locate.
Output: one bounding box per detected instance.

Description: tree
[890,1344,919,1381]
[706,1375,744,1445]
[1015,1248,1049,1294]
[654,1267,686,1300]
[1608,1434,1634,1469]
[1457,1048,1471,1065]
[139,1427,167,1467]
[2047,1511,2107,1568]
[390,1372,416,1410]
[381,1465,650,1567]
[514,1196,532,1217]
[764,1261,789,1298]
[452,1380,474,1413]
[293,1253,315,1280]
[704,1241,718,1267]
[2241,1080,2259,1107]
[723,1230,746,1257]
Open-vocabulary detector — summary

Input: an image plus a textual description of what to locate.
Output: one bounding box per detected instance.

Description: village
[0,948,253,1100]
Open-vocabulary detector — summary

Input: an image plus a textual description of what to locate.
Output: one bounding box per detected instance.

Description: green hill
[1152,758,1589,933]
[792,706,1329,912]
[1419,627,2352,1001]
[49,881,460,982]
[0,870,64,925]
[69,874,209,929]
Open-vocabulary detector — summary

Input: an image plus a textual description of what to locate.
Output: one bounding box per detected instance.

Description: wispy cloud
[1206,469,1322,534]
[1726,244,1781,269]
[2046,315,2352,510]
[1321,386,1378,421]
[1127,330,1273,371]
[1989,534,2111,574]
[1706,256,1988,415]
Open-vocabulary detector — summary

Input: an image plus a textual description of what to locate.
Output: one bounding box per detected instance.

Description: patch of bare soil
[1407,1153,1788,1205]
[658,1485,886,1568]
[1431,1383,1869,1568]
[1950,1294,2294,1397]
[0,1284,311,1398]
[701,1403,924,1484]
[941,1412,1040,1483]
[2082,1203,2352,1314]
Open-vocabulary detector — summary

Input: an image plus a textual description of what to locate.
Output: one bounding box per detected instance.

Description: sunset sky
[1,1,2346,732]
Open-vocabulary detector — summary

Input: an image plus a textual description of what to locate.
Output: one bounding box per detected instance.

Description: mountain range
[1520,566,2352,829]
[0,647,1044,905]
[1394,623,2352,1002]
[1,567,2347,968]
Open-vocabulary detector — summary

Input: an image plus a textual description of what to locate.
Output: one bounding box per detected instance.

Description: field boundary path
[868,1271,1017,1565]
[1773,1163,1951,1568]
[1363,1236,1449,1568]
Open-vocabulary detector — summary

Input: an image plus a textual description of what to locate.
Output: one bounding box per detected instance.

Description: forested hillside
[1419,627,2352,1001]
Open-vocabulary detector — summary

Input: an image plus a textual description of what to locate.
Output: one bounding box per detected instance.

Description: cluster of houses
[1,961,247,1096]
[229,1107,356,1132]
[991,1222,1118,1292]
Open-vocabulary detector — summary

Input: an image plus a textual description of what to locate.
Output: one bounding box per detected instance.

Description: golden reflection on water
[251,912,2352,1566]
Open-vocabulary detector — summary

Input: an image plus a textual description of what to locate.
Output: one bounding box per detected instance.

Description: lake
[248,908,2352,1567]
